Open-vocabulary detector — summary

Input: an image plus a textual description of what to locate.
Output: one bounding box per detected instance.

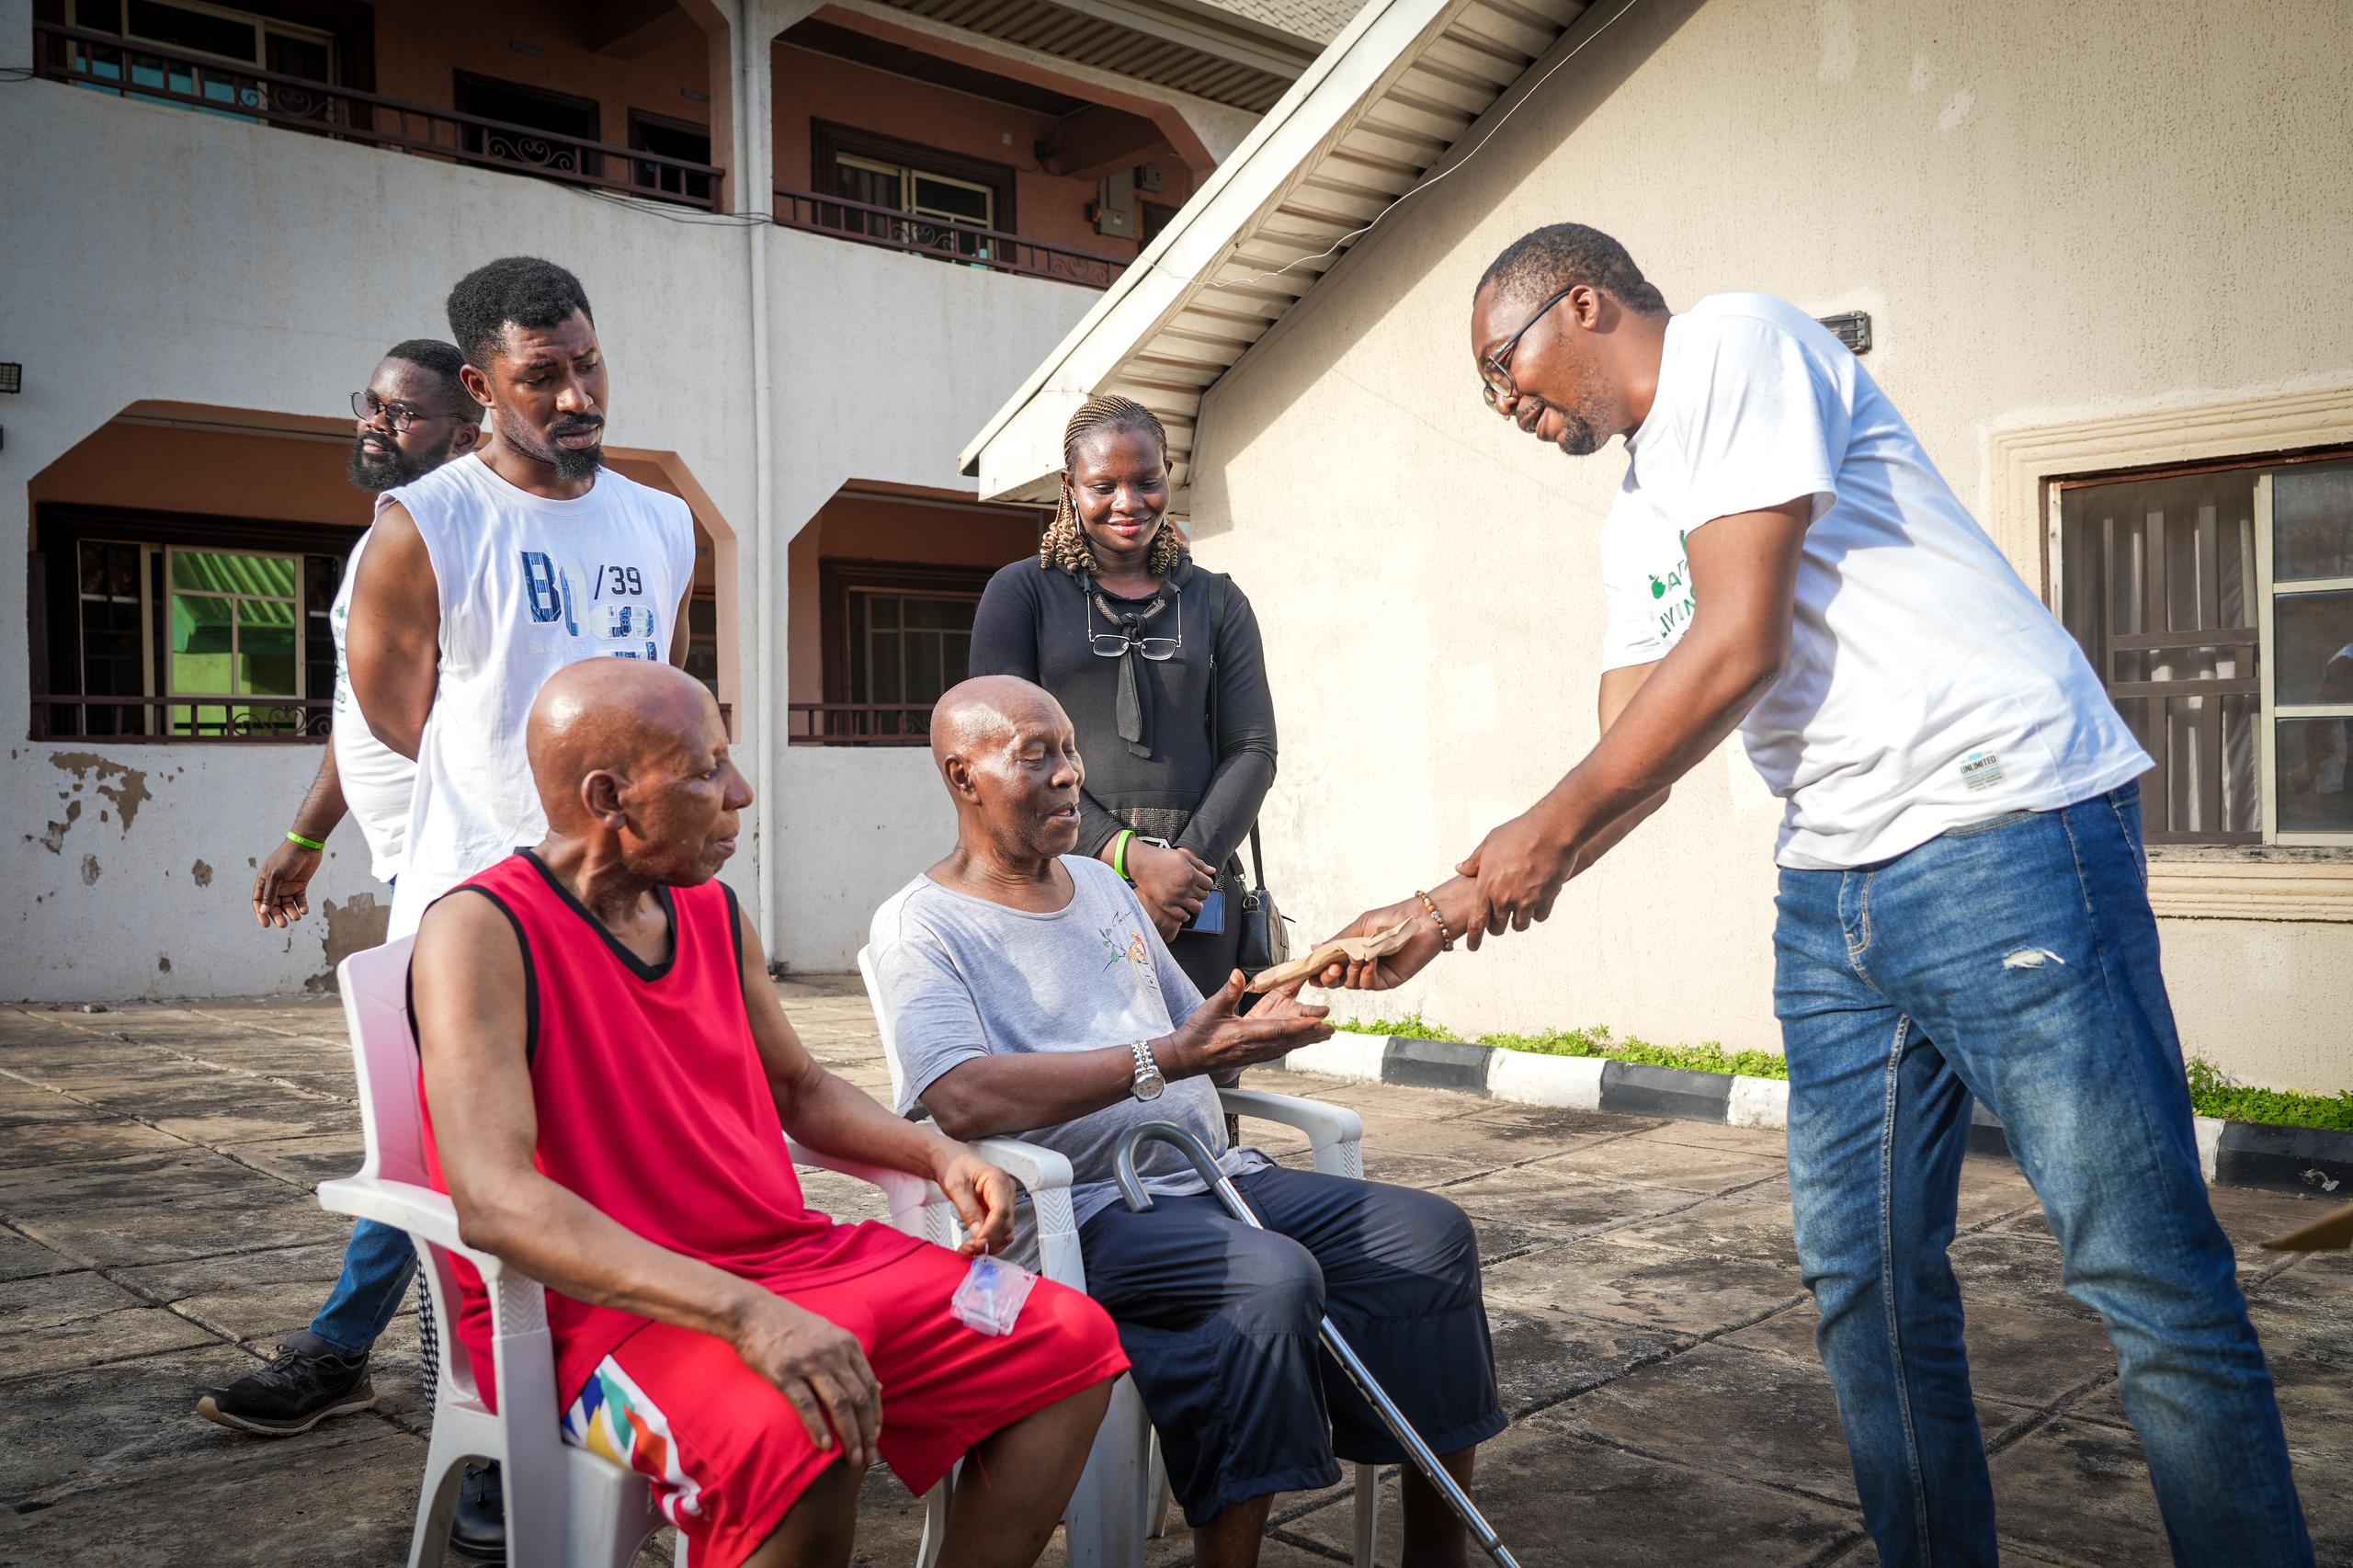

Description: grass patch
[1336,1017,1787,1080]
[1339,1019,2352,1132]
[1488,1025,1791,1081]
[1333,1013,1461,1042]
[2186,1058,2353,1132]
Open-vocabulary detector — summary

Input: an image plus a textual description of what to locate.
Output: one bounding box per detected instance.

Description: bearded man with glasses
[206,338,502,1548]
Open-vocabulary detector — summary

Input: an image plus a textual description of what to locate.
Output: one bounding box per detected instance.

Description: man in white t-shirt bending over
[1327,224,2311,1567]
[348,256,697,942]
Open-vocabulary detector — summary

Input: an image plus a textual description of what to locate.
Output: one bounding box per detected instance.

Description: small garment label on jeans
[1960,751,2006,792]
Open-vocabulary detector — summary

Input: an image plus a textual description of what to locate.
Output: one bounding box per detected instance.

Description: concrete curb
[1274,1034,2353,1197]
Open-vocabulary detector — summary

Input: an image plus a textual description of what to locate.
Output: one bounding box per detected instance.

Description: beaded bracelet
[286,831,326,852]
[1413,889,1457,952]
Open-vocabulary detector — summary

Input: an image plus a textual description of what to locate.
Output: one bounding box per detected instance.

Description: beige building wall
[1183,0,2353,1092]
[0,6,1125,997]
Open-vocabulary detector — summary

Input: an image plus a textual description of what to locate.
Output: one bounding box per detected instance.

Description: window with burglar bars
[853,590,976,713]
[2058,450,2353,846]
[32,505,352,742]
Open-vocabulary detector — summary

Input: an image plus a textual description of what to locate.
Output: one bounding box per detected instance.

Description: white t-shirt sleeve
[1597,494,1670,673]
[1670,317,1845,531]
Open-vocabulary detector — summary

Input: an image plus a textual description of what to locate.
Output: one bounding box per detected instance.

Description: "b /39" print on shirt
[519,550,663,661]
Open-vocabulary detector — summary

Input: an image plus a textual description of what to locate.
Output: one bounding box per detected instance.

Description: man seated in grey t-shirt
[871,676,1506,1568]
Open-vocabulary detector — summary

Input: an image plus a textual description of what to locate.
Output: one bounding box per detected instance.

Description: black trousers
[1076,1165,1506,1527]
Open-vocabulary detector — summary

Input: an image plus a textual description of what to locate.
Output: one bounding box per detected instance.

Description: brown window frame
[812,120,1017,237]
[628,107,713,205]
[818,559,995,705]
[453,70,603,180]
[30,502,362,744]
[38,0,375,90]
[2057,445,2353,846]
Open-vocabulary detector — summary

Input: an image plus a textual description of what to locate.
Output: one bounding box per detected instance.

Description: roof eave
[961,0,1469,497]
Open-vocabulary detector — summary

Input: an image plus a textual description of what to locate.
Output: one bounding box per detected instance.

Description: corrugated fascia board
[960,0,1460,480]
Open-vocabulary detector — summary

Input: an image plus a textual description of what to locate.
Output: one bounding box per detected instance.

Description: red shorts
[560,1241,1127,1568]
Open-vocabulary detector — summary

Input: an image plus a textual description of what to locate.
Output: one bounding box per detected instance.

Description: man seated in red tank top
[410,659,1127,1568]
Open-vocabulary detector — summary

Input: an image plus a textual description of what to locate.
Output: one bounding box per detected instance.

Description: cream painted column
[744,0,823,937]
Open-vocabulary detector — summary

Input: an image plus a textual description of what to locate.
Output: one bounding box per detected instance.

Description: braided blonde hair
[1040,393,1188,576]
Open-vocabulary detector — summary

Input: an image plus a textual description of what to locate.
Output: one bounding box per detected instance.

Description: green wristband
[1112,829,1136,882]
[286,831,325,852]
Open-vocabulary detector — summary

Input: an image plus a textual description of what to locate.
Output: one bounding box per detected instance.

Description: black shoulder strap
[1194,569,1265,884]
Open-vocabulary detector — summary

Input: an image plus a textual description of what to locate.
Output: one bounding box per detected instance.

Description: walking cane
[1112,1121,1526,1568]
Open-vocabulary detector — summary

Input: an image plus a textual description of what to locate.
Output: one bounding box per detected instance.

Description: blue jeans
[301,1220,417,1358]
[1773,783,2310,1567]
[301,874,418,1359]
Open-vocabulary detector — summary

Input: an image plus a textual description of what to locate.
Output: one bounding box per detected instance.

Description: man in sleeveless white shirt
[249,341,480,928]
[347,256,697,943]
[1326,224,2311,1567]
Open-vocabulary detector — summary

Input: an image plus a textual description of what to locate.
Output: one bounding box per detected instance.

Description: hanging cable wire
[574,185,774,228]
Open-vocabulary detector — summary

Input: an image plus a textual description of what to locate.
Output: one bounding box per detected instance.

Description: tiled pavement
[2,983,2347,1567]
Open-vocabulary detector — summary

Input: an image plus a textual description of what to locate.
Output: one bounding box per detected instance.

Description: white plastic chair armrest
[918,1133,1086,1291]
[315,1175,508,1279]
[1218,1087,1366,1179]
[960,1135,1074,1196]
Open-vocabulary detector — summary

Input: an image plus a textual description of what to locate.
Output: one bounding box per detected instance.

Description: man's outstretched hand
[1313,881,1486,990]
[1162,971,1334,1079]
[1457,804,1575,935]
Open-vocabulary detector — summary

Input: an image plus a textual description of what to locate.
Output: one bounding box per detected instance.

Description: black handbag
[1235,824,1292,975]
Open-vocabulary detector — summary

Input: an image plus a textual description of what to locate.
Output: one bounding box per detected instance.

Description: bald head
[527,660,715,819]
[929,676,1086,859]
[930,675,1066,770]
[520,658,747,883]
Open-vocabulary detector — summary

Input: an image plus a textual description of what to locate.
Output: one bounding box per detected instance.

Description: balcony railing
[33,694,730,744]
[31,21,724,211]
[32,22,1141,286]
[790,702,936,746]
[32,695,334,743]
[774,188,1131,290]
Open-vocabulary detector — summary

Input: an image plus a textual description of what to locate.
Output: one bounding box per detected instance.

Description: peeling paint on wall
[158,956,173,973]
[190,859,214,888]
[80,854,102,885]
[321,893,390,970]
[40,799,83,853]
[46,754,155,840]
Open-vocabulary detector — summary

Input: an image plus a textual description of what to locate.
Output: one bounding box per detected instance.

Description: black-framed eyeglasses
[351,391,471,433]
[1478,285,1576,408]
[1086,591,1182,661]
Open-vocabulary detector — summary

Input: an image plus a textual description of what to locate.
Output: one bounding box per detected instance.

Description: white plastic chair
[317,937,1076,1568]
[857,924,1381,1568]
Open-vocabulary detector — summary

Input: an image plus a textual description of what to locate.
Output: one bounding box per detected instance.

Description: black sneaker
[449,1461,506,1562]
[194,1340,375,1437]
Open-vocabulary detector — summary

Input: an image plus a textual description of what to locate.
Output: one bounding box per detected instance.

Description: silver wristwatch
[1128,1039,1166,1102]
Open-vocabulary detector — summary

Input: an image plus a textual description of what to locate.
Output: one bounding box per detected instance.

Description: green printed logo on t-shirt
[1650,529,1696,642]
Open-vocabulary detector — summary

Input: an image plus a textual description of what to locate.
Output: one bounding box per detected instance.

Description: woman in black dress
[968,393,1277,994]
